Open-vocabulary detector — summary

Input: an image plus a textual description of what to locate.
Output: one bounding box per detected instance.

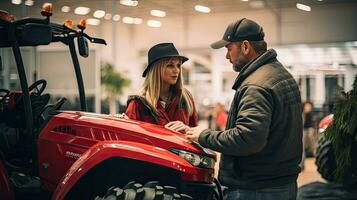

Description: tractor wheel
[97,181,192,200]
[315,136,337,182]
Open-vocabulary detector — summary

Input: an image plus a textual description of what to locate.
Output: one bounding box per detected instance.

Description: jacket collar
[232,49,277,90]
[127,88,185,125]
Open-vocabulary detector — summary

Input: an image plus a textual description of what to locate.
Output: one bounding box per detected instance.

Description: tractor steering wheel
[11,79,47,107]
[28,79,47,96]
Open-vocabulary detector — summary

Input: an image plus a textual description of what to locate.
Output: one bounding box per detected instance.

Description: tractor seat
[2,92,50,129]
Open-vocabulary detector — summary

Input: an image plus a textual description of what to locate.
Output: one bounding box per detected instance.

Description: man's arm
[197,85,273,156]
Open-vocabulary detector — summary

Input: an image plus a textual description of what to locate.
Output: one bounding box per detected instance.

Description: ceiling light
[241,0,249,2]
[123,17,134,24]
[249,1,265,8]
[12,0,21,5]
[113,14,120,21]
[134,18,142,24]
[93,10,105,18]
[194,5,211,13]
[61,6,71,13]
[25,0,34,6]
[104,13,112,20]
[120,0,138,7]
[74,7,90,15]
[87,18,100,26]
[122,17,141,24]
[147,20,161,28]
[296,3,311,12]
[150,10,166,17]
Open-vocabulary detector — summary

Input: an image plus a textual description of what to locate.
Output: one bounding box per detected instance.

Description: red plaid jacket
[125,91,198,127]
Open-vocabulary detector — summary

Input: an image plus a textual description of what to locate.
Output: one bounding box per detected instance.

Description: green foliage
[101,63,131,96]
[325,77,357,184]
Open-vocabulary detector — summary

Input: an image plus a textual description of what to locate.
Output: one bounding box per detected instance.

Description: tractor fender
[52,140,198,200]
[0,160,15,200]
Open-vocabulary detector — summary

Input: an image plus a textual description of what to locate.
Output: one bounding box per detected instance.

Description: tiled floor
[298,157,326,187]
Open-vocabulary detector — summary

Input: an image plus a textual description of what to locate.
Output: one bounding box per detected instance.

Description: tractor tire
[315,136,337,182]
[98,181,193,200]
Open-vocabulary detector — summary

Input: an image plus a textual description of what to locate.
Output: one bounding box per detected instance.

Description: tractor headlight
[169,148,215,169]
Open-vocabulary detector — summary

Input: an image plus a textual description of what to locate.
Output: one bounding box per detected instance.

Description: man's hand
[165,121,190,133]
[186,126,206,142]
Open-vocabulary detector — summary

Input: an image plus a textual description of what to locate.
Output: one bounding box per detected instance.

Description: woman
[214,102,228,131]
[125,43,198,133]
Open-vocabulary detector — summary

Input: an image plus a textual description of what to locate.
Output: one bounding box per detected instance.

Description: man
[186,18,302,200]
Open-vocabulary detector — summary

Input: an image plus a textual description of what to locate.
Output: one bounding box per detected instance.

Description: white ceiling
[1,0,356,68]
[1,0,356,21]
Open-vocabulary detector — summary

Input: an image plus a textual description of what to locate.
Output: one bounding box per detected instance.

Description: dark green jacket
[199,49,303,189]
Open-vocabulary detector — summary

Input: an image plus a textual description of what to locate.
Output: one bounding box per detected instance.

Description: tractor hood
[43,111,216,159]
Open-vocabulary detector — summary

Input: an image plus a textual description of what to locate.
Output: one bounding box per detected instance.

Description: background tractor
[298,78,357,199]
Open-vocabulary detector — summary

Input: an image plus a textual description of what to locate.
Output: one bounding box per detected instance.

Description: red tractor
[297,112,357,199]
[315,114,335,182]
[0,4,221,200]
[315,113,357,186]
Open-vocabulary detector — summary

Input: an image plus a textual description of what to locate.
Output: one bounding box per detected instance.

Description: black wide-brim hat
[142,43,189,77]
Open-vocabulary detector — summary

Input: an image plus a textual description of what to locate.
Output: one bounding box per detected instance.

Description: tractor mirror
[20,23,52,45]
[77,36,89,58]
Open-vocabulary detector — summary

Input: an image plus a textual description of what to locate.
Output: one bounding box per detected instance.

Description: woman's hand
[165,121,190,133]
[111,113,129,119]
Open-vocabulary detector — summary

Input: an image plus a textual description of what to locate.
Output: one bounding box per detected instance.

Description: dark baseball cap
[211,18,264,49]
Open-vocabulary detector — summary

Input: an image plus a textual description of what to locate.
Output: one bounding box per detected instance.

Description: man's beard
[233,54,249,72]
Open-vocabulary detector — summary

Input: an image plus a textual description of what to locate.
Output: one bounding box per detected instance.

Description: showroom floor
[298,157,325,187]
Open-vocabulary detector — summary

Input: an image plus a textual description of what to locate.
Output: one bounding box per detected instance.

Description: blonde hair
[140,57,194,116]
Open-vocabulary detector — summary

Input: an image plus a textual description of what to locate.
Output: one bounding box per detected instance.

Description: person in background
[186,18,302,200]
[125,43,198,133]
[301,101,316,170]
[214,102,228,131]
